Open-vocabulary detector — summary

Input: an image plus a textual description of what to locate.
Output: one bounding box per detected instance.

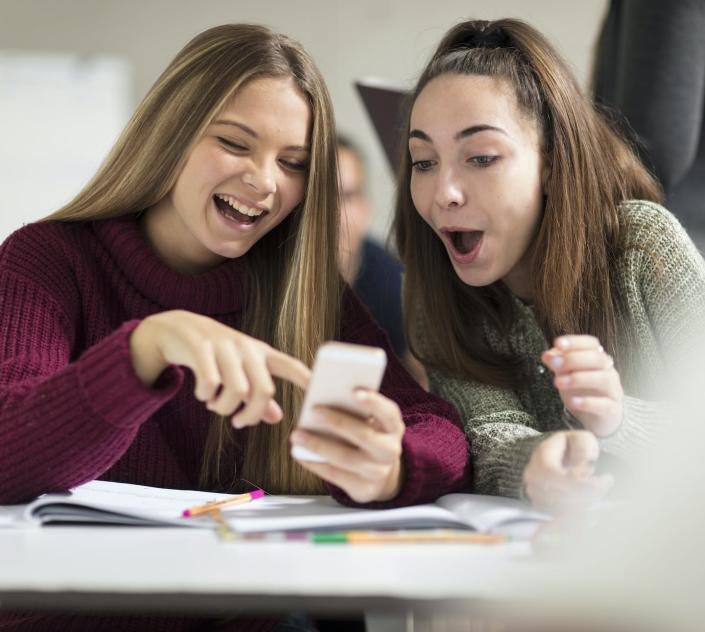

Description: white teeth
[215,194,265,217]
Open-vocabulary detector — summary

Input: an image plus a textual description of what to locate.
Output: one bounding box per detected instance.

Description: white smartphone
[291,342,387,463]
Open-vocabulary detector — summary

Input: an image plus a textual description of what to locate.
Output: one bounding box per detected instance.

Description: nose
[243,159,276,196]
[434,165,466,210]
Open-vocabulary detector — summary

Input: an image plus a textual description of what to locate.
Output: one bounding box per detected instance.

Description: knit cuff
[387,426,469,507]
[478,433,547,500]
[598,395,665,458]
[76,319,183,430]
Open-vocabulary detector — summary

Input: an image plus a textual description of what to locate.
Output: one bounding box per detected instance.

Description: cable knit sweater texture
[0,215,470,632]
[421,201,705,499]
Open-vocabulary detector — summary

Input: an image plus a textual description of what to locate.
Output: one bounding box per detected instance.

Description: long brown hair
[394,18,663,387]
[46,24,341,493]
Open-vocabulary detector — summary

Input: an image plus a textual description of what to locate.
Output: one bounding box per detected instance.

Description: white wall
[0,0,608,240]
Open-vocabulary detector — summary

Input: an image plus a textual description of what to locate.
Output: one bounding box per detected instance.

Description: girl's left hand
[541,335,624,437]
[290,389,405,504]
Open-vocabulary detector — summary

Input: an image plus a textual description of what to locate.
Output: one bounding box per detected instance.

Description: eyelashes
[218,137,246,151]
[410,155,500,172]
[411,159,435,172]
[280,159,307,172]
[470,155,498,167]
[217,138,308,173]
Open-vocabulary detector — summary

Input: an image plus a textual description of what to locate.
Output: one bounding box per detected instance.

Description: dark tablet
[354,80,408,173]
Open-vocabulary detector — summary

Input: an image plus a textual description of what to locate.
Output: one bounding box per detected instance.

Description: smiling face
[145,76,311,274]
[409,73,547,299]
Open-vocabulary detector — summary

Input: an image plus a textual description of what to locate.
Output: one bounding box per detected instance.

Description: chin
[219,243,254,260]
[203,238,252,261]
[449,262,492,288]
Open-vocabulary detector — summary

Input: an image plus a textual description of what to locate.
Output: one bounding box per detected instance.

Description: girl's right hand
[129,310,310,428]
[522,430,613,512]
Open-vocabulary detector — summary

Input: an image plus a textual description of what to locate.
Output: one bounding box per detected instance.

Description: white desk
[0,526,541,630]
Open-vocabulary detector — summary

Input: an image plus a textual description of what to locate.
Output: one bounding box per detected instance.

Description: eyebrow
[409,124,508,142]
[212,118,309,152]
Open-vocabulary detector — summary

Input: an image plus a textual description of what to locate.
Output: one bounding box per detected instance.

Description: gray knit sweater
[423,201,705,498]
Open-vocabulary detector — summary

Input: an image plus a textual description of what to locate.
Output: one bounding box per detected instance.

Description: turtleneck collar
[92,214,245,315]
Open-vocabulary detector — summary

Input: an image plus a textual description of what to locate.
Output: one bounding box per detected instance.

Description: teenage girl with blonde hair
[0,24,468,631]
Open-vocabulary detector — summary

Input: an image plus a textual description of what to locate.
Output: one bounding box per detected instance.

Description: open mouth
[213,194,268,226]
[451,230,482,254]
[443,229,484,263]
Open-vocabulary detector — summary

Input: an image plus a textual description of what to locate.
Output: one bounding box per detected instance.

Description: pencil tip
[182,510,191,517]
[251,489,265,500]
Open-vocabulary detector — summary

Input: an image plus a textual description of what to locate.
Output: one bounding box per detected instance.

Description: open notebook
[0,480,548,539]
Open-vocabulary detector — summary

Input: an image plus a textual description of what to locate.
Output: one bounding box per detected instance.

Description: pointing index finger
[266,348,311,390]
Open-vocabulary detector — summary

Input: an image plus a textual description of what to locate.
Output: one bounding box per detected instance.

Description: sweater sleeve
[599,201,705,457]
[427,368,548,500]
[327,289,471,508]
[0,269,183,504]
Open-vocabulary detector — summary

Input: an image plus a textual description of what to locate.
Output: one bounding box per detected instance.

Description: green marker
[311,532,348,544]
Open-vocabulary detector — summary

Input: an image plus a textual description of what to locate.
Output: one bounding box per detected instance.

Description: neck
[141,201,225,275]
[501,250,534,302]
[339,243,363,285]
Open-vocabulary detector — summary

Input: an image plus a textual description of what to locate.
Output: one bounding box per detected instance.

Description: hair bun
[463,26,511,49]
[444,22,512,52]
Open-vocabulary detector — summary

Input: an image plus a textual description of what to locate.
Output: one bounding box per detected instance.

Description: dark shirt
[593,0,705,238]
[353,238,406,358]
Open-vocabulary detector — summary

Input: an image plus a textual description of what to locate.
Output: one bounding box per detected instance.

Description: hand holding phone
[291,342,387,463]
[290,341,405,503]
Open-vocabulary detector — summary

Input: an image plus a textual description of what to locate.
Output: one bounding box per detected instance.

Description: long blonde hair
[46,24,342,494]
[394,19,662,388]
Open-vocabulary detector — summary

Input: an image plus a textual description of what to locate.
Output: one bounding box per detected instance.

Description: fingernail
[551,356,564,368]
[571,396,583,408]
[231,416,243,429]
[556,375,572,387]
[354,389,369,401]
[557,338,570,349]
[290,431,305,445]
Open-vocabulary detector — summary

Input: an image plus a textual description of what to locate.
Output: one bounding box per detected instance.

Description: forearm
[0,321,182,503]
[428,367,551,498]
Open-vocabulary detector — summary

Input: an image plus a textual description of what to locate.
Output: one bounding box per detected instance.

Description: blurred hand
[523,430,613,512]
[129,310,310,427]
[542,335,624,437]
[290,389,405,503]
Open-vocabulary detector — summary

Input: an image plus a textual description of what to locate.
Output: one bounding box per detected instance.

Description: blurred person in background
[337,134,428,387]
[593,0,705,249]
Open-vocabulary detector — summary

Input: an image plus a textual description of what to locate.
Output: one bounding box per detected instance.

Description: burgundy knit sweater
[0,215,470,631]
